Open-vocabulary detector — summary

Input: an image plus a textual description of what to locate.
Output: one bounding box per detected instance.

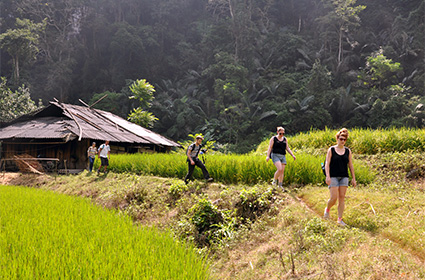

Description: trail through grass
[298,185,425,260]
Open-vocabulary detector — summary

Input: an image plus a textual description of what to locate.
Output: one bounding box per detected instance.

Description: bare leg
[273,161,284,183]
[337,186,348,219]
[327,187,339,211]
[279,164,286,182]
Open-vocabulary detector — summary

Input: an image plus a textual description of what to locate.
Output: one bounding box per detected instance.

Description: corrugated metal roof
[0,117,74,139]
[99,111,177,146]
[0,101,181,148]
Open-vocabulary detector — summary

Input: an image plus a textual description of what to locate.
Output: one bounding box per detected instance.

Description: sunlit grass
[103,152,373,185]
[93,127,425,185]
[298,185,425,259]
[0,185,210,280]
[255,127,425,155]
[212,187,425,279]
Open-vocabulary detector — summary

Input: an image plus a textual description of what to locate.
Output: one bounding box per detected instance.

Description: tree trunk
[338,27,343,66]
[13,56,20,84]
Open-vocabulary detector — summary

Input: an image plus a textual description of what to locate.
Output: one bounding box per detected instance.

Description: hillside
[2,1,424,152]
[1,151,425,279]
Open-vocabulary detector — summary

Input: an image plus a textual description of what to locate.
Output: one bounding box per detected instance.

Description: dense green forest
[1,0,424,152]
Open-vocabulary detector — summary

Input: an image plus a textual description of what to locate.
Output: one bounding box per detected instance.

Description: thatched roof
[0,101,180,148]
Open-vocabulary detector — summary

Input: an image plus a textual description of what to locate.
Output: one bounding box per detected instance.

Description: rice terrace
[1,128,425,279]
[1,0,423,278]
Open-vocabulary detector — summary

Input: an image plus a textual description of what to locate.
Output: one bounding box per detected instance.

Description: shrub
[168,179,189,201]
[235,187,274,222]
[188,198,224,246]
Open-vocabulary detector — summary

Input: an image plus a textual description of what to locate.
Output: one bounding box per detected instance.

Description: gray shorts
[329,177,349,188]
[271,153,286,164]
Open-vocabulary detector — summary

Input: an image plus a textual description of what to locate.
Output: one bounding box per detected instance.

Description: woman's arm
[325,147,332,185]
[348,148,357,187]
[265,137,274,162]
[286,141,296,160]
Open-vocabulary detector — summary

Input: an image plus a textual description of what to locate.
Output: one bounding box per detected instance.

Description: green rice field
[268,127,425,154]
[0,185,210,280]
[98,152,373,185]
[93,127,425,185]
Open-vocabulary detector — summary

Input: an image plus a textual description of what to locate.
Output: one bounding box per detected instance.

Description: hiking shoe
[337,220,347,227]
[207,177,214,182]
[323,209,330,219]
[272,179,276,186]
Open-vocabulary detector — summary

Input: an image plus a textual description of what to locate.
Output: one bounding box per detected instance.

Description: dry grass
[210,194,425,279]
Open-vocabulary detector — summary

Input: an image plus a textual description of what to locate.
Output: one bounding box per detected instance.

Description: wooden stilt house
[0,100,181,171]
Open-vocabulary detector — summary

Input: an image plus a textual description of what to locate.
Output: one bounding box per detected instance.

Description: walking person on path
[323,128,356,226]
[184,135,213,184]
[97,140,110,174]
[266,126,296,191]
[87,142,97,172]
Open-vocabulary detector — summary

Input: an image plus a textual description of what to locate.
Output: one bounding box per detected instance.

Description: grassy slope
[2,152,425,280]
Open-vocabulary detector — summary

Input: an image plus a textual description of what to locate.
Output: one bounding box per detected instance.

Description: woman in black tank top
[323,128,357,226]
[266,126,296,191]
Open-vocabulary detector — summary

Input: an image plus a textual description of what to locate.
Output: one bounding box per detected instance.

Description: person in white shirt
[97,140,110,174]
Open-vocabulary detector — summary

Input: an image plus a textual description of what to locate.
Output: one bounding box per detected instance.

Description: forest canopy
[1,0,424,153]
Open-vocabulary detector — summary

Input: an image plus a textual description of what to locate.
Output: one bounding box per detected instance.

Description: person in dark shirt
[184,135,213,184]
[323,128,357,226]
[266,127,296,191]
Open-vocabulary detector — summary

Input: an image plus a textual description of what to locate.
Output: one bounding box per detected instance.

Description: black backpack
[186,143,203,160]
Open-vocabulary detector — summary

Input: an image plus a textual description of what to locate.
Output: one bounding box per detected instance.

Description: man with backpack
[184,135,213,184]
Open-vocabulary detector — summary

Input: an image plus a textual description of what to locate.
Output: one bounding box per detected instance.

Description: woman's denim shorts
[329,177,349,188]
[271,153,286,164]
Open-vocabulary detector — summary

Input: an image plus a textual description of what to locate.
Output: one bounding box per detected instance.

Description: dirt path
[292,192,425,263]
[0,172,50,187]
[0,172,21,185]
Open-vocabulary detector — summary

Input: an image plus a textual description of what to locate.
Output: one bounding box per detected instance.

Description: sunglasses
[278,132,285,135]
[339,137,346,141]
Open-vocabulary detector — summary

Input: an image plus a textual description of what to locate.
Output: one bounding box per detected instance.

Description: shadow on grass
[94,172,108,181]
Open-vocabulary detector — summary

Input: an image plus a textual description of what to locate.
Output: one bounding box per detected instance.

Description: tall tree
[316,0,366,71]
[15,0,88,101]
[0,18,46,85]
